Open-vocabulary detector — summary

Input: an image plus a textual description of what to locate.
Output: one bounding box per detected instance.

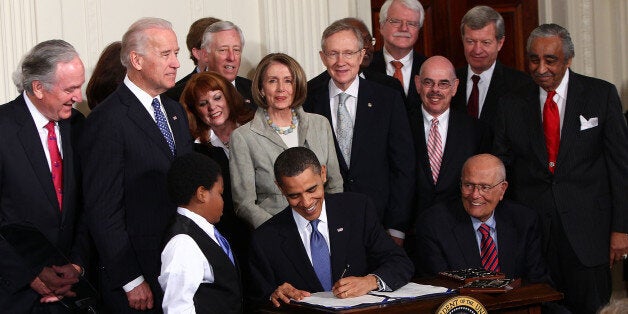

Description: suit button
[349,179,354,183]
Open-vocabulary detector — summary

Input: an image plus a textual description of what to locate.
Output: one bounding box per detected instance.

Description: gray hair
[121,17,173,68]
[526,23,575,60]
[201,21,245,51]
[13,39,79,93]
[460,6,505,40]
[379,0,425,28]
[320,20,364,51]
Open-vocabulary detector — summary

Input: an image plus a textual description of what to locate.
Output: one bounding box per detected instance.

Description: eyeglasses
[420,79,453,90]
[461,180,505,195]
[386,18,420,29]
[322,49,363,60]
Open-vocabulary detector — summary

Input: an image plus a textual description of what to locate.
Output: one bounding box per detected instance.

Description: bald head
[419,55,456,78]
[462,154,506,180]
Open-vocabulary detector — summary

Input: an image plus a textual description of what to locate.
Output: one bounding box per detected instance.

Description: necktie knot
[45,120,56,132]
[338,93,350,106]
[479,223,490,235]
[391,60,403,69]
[431,117,439,127]
[311,219,320,230]
[471,74,480,84]
[545,91,557,104]
[151,98,161,110]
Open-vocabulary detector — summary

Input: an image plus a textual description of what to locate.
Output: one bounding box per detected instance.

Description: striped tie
[479,223,500,272]
[427,118,442,184]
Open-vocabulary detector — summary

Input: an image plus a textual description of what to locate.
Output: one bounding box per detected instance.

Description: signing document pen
[340,264,351,278]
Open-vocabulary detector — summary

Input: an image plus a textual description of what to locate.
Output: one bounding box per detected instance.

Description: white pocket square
[579,115,598,130]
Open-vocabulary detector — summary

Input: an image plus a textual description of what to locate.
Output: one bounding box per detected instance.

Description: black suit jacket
[304,78,416,231]
[249,193,414,304]
[163,69,196,102]
[492,70,628,267]
[235,75,256,110]
[80,83,192,310]
[416,199,549,283]
[367,50,427,109]
[408,106,482,219]
[0,94,86,311]
[307,70,404,98]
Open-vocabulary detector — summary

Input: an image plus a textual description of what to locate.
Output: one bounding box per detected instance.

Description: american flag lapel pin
[337,227,344,232]
[172,115,178,120]
[367,102,373,108]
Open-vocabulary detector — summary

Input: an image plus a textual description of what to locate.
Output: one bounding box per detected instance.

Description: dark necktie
[391,60,404,85]
[310,219,332,291]
[214,228,235,265]
[427,118,442,184]
[479,223,500,272]
[151,98,176,155]
[467,74,481,118]
[543,91,559,173]
[45,121,63,210]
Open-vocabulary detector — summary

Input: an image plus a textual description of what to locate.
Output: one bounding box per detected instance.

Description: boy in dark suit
[159,152,242,313]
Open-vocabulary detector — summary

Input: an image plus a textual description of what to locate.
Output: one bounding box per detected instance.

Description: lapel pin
[172,116,177,120]
[245,99,251,103]
[337,228,344,232]
[367,102,373,108]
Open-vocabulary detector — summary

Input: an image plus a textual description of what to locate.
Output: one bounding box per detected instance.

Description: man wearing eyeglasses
[405,56,482,272]
[304,20,415,248]
[367,0,427,107]
[415,154,549,284]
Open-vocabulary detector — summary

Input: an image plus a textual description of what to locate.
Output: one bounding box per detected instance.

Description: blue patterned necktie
[336,93,353,167]
[310,219,332,291]
[214,227,235,265]
[151,98,175,155]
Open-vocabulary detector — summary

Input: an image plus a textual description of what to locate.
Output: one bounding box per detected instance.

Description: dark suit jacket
[249,193,414,304]
[304,78,416,232]
[492,70,628,267]
[235,76,256,110]
[408,106,482,220]
[366,50,427,109]
[80,83,192,311]
[307,69,404,98]
[0,94,86,311]
[163,69,196,102]
[416,199,549,283]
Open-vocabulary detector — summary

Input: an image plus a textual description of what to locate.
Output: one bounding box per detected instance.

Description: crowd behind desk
[260,277,562,314]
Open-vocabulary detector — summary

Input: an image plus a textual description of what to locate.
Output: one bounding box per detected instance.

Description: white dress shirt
[383,47,413,96]
[539,70,569,134]
[421,106,450,153]
[465,62,496,116]
[292,202,331,264]
[159,207,223,314]
[470,213,499,254]
[328,78,359,137]
[209,129,230,158]
[23,91,63,169]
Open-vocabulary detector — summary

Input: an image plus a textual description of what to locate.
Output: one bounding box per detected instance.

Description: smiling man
[415,154,549,284]
[80,17,192,312]
[248,147,413,308]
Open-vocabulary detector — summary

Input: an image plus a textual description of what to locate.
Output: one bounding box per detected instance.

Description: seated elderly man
[415,154,549,283]
[249,147,413,307]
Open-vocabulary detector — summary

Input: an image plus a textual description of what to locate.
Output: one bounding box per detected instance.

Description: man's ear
[320,165,327,184]
[195,186,207,202]
[31,81,45,99]
[129,51,143,71]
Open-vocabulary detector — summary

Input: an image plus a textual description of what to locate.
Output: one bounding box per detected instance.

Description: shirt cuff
[370,274,391,292]
[123,276,145,292]
[388,229,405,239]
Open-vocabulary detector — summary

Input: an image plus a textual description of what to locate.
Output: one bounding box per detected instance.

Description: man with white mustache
[367,0,427,107]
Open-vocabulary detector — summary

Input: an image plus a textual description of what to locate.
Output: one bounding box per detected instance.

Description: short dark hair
[167,152,222,206]
[274,147,321,186]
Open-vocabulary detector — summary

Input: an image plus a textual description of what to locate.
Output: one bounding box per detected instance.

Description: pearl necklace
[264,109,298,135]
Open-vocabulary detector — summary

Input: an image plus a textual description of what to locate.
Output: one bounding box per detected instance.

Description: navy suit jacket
[416,199,549,283]
[80,83,192,309]
[0,94,86,311]
[304,78,415,231]
[367,50,427,109]
[492,70,628,267]
[408,106,482,220]
[249,193,414,304]
[163,69,196,102]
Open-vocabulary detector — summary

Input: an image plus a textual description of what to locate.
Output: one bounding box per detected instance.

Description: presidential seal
[436,295,487,314]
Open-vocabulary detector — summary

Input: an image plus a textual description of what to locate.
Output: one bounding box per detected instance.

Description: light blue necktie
[310,219,332,291]
[151,98,176,155]
[214,227,235,265]
[336,93,353,167]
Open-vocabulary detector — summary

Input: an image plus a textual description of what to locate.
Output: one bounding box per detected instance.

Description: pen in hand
[340,264,351,278]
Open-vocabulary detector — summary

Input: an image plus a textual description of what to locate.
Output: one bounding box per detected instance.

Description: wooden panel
[370,0,538,72]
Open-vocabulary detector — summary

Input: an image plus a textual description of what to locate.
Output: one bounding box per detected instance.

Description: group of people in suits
[1,0,627,313]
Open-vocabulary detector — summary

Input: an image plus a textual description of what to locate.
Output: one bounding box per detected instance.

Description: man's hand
[126,281,154,310]
[332,275,378,298]
[30,266,79,303]
[390,235,404,247]
[610,232,628,267]
[269,282,310,307]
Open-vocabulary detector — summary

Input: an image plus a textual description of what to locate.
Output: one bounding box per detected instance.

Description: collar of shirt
[209,129,230,158]
[383,47,413,95]
[421,106,450,149]
[177,207,220,245]
[470,212,498,253]
[292,200,331,263]
[539,69,569,131]
[23,91,64,163]
[328,77,359,133]
[466,61,496,114]
[124,75,164,122]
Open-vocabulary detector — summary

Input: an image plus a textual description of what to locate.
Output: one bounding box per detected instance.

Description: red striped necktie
[479,223,500,272]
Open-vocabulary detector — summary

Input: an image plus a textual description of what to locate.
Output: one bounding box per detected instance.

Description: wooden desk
[260,278,562,313]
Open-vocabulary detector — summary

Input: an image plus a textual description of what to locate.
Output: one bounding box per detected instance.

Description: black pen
[340,264,351,278]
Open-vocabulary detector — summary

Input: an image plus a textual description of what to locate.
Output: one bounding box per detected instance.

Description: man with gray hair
[80,17,192,312]
[0,39,87,312]
[493,23,628,313]
[367,0,427,105]
[201,20,254,107]
[451,6,531,132]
